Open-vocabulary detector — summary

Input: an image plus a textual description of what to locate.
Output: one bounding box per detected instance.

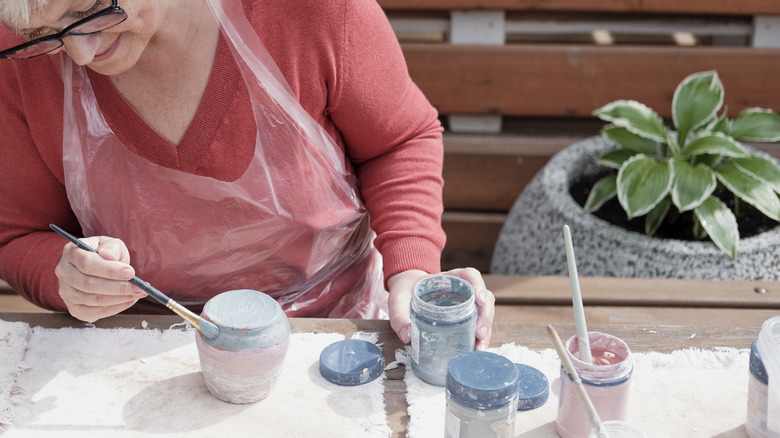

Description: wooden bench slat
[443,152,541,211]
[488,275,780,308]
[404,44,780,118]
[441,211,504,272]
[379,0,780,15]
[0,280,15,294]
[495,304,775,328]
[0,295,53,313]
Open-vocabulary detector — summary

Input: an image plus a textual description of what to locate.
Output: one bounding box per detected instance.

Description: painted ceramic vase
[195,289,290,404]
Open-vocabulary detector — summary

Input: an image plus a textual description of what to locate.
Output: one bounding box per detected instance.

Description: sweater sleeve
[326,0,446,281]
[0,29,75,311]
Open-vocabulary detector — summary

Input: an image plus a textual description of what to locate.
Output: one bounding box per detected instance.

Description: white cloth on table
[400,342,751,438]
[0,320,390,437]
[0,320,30,425]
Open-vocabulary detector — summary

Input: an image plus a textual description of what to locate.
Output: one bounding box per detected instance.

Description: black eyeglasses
[0,0,127,60]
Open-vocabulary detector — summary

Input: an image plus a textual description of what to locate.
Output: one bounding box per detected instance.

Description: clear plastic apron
[57,0,388,318]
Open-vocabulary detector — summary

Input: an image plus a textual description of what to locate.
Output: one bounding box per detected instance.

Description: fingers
[387,269,429,344]
[63,298,141,323]
[55,235,146,322]
[445,267,495,351]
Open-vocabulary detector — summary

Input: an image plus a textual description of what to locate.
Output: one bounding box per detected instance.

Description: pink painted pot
[196,289,290,404]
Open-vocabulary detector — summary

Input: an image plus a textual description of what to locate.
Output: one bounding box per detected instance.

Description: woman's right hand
[54,235,148,322]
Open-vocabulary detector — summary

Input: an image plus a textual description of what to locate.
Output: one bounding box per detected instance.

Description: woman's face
[22,0,164,75]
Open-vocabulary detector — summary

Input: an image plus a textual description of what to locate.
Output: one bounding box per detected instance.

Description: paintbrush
[50,224,220,340]
[563,225,593,364]
[548,324,610,438]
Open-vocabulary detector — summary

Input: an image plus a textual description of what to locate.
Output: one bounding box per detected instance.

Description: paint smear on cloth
[0,322,389,437]
[399,343,751,438]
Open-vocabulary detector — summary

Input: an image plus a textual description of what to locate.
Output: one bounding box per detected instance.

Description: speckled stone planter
[491,136,780,281]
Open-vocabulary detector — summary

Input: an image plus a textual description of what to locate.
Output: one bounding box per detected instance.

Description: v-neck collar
[86,31,241,172]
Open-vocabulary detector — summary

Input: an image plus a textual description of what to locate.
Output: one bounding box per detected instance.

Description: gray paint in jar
[410,274,477,386]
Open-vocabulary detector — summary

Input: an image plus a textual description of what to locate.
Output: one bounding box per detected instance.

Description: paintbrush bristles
[166,300,220,340]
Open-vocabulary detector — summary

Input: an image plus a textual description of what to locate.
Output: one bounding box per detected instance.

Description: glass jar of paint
[555,331,633,438]
[588,421,646,438]
[445,351,519,438]
[410,274,477,386]
[746,339,769,438]
[196,289,290,404]
[755,315,780,436]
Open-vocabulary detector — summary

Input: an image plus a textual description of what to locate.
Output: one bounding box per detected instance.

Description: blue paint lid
[514,363,549,411]
[446,351,519,410]
[319,339,384,386]
[750,339,768,385]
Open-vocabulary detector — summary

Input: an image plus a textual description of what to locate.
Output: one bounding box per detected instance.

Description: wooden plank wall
[379,0,780,272]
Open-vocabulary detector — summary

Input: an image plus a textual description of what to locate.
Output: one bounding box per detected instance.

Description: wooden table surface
[0,310,768,437]
[2,274,778,436]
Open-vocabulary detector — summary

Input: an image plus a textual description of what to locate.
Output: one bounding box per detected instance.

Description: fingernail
[400,326,410,343]
[121,267,134,279]
[479,326,488,339]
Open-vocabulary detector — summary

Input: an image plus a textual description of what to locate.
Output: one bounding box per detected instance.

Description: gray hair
[0,0,49,30]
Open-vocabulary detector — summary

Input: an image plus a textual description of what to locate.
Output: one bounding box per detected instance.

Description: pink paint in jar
[555,331,633,438]
[195,289,290,404]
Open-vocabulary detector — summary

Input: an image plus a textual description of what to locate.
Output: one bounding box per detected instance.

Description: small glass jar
[556,332,633,438]
[410,274,477,386]
[747,338,769,438]
[588,421,646,438]
[445,351,519,438]
[196,289,290,404]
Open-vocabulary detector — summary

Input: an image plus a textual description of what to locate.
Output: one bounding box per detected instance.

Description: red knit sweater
[0,0,445,311]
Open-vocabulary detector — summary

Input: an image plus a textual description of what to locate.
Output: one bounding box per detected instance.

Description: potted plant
[586,70,780,258]
[491,71,780,280]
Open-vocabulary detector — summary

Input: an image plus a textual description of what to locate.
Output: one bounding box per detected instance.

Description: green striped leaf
[597,149,639,169]
[693,196,738,259]
[602,125,658,155]
[584,174,617,212]
[731,154,780,194]
[716,161,780,221]
[673,71,723,145]
[645,197,671,236]
[730,108,780,142]
[681,132,748,160]
[594,100,667,143]
[670,160,716,212]
[617,155,673,219]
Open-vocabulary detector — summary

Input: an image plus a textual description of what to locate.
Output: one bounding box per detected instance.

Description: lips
[93,36,120,62]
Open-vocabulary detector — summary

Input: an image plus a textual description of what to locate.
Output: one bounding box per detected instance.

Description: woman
[0,0,494,348]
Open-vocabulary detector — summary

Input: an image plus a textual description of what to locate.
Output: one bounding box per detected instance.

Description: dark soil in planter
[570,171,780,241]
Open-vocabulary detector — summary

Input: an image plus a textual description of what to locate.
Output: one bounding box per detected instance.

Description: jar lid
[319,339,384,386]
[446,351,519,409]
[750,339,768,385]
[514,363,549,411]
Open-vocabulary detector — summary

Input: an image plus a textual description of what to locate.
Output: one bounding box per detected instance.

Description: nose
[60,34,102,65]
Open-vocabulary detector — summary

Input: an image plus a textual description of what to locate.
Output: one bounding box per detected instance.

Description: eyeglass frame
[0,0,127,60]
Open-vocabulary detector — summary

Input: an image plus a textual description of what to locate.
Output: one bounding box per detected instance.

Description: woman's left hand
[387,267,495,351]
